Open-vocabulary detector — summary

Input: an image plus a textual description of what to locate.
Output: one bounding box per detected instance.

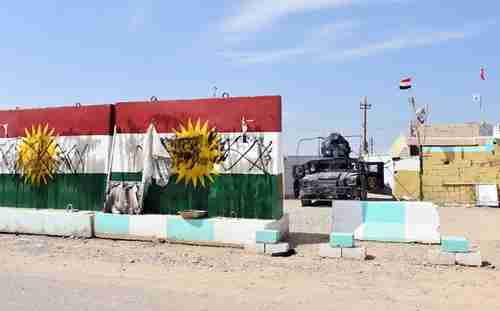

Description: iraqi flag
[480,67,486,80]
[400,78,412,90]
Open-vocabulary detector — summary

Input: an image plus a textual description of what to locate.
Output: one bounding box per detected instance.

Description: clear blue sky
[0,1,498,155]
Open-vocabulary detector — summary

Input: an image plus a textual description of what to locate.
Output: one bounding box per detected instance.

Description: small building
[392,122,499,206]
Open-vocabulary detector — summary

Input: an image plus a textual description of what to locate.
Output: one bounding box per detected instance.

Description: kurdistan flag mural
[0,105,113,210]
[0,96,283,220]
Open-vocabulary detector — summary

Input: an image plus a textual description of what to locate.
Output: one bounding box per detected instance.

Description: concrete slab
[318,243,341,258]
[330,232,354,248]
[341,246,366,260]
[265,213,290,239]
[213,218,269,244]
[332,201,363,233]
[256,229,280,244]
[456,251,482,267]
[129,215,167,239]
[0,208,93,238]
[427,249,456,266]
[441,236,469,253]
[94,213,130,236]
[265,242,290,255]
[166,217,214,242]
[244,243,265,254]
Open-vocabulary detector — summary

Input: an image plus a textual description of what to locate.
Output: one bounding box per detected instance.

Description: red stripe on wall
[115,96,282,133]
[0,105,113,137]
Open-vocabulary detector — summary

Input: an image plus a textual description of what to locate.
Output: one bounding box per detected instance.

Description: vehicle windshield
[307,159,352,172]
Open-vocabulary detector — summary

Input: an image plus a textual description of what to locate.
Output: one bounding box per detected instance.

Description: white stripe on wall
[110,132,283,175]
[0,135,111,174]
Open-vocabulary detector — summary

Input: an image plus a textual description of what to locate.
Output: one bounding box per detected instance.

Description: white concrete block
[406,224,441,244]
[265,242,290,255]
[0,208,15,233]
[213,218,269,244]
[0,208,93,238]
[129,215,167,239]
[332,201,363,233]
[244,243,265,254]
[427,249,456,266]
[43,211,93,238]
[405,202,440,244]
[265,214,289,239]
[456,251,482,267]
[341,246,366,260]
[318,243,341,258]
[13,209,45,234]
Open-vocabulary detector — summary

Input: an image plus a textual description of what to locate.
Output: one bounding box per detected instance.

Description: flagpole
[403,76,424,202]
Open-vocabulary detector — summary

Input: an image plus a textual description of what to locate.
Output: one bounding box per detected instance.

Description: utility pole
[369,136,374,155]
[360,96,371,158]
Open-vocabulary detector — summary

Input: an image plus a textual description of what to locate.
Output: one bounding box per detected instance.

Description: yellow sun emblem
[17,124,59,186]
[167,119,223,188]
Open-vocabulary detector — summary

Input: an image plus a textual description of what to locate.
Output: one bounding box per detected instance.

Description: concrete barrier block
[256,229,280,244]
[332,201,363,233]
[13,209,45,234]
[0,208,15,232]
[318,243,341,258]
[405,202,440,244]
[94,213,130,236]
[341,246,366,260]
[213,218,268,244]
[0,208,93,238]
[265,213,289,239]
[245,243,265,254]
[166,217,214,242]
[43,211,93,238]
[265,242,289,255]
[330,232,354,248]
[427,249,456,266]
[456,251,482,267]
[129,215,167,239]
[441,236,469,253]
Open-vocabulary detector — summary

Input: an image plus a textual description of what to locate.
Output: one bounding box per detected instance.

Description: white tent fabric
[104,124,171,215]
[139,124,171,210]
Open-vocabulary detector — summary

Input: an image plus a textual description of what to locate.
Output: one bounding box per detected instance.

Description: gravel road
[1,200,500,310]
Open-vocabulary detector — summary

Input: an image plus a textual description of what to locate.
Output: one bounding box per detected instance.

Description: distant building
[392,122,499,206]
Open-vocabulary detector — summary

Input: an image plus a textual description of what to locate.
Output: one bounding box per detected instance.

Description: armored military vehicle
[292,133,384,206]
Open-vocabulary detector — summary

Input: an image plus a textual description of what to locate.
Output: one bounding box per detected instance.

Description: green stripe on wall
[144,174,283,220]
[0,174,106,211]
[0,173,283,220]
[110,172,143,182]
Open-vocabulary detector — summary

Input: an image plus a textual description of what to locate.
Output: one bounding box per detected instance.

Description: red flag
[480,67,486,80]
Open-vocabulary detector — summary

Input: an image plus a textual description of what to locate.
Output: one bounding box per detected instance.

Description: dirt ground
[1,200,500,310]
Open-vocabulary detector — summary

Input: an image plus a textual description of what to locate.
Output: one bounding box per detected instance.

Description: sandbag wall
[0,105,113,211]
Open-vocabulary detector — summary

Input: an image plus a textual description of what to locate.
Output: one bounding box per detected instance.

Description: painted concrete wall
[332,201,440,243]
[94,212,289,245]
[0,96,284,220]
[0,208,94,237]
